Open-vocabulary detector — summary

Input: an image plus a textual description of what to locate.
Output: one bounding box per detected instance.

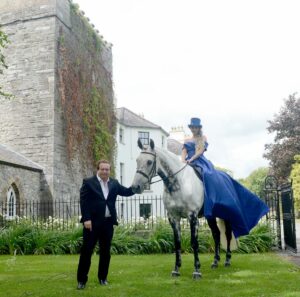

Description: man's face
[98,163,110,181]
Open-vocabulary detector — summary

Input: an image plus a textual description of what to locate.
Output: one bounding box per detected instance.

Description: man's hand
[84,220,92,231]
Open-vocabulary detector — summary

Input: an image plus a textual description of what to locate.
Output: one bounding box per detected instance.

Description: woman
[182,117,269,238]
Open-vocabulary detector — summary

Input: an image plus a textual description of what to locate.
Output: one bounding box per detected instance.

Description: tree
[239,167,269,198]
[290,155,300,216]
[264,94,300,180]
[0,27,10,97]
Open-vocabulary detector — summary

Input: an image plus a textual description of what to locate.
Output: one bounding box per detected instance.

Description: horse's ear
[150,139,155,150]
[137,138,144,150]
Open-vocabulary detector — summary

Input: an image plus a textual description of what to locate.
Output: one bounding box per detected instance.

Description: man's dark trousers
[77,217,114,283]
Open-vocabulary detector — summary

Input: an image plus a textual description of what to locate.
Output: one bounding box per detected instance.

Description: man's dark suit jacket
[80,176,134,226]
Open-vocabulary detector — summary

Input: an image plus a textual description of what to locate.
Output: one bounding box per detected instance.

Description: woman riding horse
[131,118,269,278]
[182,117,269,264]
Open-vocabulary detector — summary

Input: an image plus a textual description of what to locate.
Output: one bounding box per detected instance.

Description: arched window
[6,186,17,220]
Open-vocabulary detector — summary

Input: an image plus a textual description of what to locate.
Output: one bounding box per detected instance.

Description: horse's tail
[217,219,239,251]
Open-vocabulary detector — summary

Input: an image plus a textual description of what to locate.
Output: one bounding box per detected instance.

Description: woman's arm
[181,147,188,162]
[189,136,207,162]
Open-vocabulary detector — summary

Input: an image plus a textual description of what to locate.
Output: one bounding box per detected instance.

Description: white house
[115,107,169,222]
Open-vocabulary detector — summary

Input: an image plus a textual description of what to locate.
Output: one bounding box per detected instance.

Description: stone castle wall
[0,0,113,201]
[0,163,42,206]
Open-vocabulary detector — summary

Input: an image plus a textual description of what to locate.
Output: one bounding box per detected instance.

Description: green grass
[0,253,299,297]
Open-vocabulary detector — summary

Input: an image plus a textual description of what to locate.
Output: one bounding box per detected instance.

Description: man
[77,159,134,289]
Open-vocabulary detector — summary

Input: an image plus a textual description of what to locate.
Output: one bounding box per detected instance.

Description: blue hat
[188,117,202,128]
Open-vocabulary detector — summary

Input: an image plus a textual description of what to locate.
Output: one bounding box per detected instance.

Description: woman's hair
[194,129,205,152]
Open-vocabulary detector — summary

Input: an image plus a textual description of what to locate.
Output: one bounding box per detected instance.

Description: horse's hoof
[211,261,218,269]
[192,272,202,279]
[224,261,231,267]
[171,271,180,277]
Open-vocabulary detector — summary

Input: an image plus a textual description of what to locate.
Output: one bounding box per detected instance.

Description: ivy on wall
[57,3,116,173]
[0,27,12,98]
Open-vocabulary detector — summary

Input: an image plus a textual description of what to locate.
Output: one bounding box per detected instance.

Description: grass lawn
[0,253,299,297]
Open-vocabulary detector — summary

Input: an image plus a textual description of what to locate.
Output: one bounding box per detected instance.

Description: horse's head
[131,138,157,194]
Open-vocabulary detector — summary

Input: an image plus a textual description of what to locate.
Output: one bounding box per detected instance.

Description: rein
[135,151,188,185]
[150,163,188,185]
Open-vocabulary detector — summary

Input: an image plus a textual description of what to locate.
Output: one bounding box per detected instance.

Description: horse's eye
[147,160,152,166]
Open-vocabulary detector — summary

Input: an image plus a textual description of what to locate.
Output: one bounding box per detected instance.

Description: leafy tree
[0,27,10,97]
[264,94,300,180]
[239,167,269,198]
[290,155,300,216]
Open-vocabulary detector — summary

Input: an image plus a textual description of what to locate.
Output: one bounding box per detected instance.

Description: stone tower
[0,0,114,202]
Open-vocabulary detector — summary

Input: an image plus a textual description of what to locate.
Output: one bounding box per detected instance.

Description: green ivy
[57,4,115,172]
[83,87,116,171]
[0,27,12,98]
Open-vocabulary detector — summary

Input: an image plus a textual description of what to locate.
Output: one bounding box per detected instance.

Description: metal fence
[1,194,272,232]
[0,195,175,230]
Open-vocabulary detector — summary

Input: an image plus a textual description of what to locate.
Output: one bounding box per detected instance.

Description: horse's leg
[224,220,232,267]
[207,218,221,268]
[168,216,181,277]
[189,212,202,279]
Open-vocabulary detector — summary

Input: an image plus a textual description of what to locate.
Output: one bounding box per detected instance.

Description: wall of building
[0,0,57,198]
[115,124,168,220]
[0,163,41,205]
[0,0,114,201]
[53,0,114,200]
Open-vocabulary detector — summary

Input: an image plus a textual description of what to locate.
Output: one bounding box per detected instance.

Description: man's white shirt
[96,175,111,217]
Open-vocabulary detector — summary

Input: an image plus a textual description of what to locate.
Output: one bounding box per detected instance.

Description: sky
[74,0,300,178]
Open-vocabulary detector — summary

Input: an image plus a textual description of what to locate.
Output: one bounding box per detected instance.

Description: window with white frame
[120,202,124,219]
[120,162,124,185]
[6,186,17,220]
[162,135,165,148]
[119,128,124,143]
[140,203,151,219]
[144,182,150,191]
[138,131,149,146]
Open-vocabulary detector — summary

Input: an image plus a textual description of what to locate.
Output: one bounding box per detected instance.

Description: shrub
[0,218,274,255]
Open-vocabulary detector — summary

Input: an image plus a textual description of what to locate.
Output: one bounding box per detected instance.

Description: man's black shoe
[99,279,108,286]
[77,282,86,290]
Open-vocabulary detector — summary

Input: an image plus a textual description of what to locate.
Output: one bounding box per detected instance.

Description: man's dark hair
[97,159,111,170]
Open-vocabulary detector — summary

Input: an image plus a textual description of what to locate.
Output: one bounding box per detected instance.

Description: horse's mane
[155,147,183,170]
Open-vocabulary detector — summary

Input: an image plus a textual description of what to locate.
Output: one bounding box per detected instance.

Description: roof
[0,144,43,172]
[167,138,183,156]
[116,107,169,136]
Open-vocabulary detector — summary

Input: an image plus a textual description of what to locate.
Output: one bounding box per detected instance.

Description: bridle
[135,151,157,183]
[135,151,188,185]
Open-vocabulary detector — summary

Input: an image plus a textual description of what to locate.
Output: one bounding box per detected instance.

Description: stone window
[6,186,17,220]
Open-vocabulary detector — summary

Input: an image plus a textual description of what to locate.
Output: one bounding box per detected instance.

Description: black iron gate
[264,176,297,253]
[280,182,297,252]
[264,176,281,249]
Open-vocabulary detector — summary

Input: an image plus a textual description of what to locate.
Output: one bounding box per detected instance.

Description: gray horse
[131,139,234,279]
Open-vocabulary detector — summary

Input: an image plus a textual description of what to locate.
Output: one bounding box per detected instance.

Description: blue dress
[184,140,269,238]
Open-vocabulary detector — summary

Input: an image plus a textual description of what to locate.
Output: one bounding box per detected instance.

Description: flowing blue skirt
[190,154,269,238]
